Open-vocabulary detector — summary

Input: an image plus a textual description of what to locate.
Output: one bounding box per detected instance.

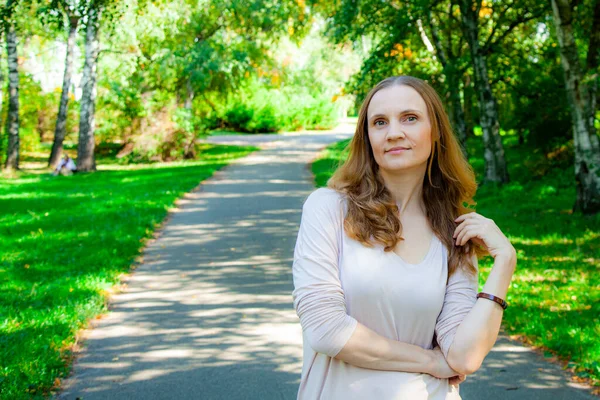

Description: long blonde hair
[328,76,481,280]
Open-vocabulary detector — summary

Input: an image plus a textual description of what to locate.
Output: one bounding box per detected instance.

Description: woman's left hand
[453,212,516,260]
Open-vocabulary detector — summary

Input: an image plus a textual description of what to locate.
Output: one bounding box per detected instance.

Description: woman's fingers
[456,225,475,246]
[455,218,482,247]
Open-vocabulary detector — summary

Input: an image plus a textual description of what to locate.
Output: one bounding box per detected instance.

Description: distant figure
[53,154,77,176]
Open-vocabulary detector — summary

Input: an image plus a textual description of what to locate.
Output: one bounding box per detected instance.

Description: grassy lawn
[312,134,600,389]
[0,142,260,399]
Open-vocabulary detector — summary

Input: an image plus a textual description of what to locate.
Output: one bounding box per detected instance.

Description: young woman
[292,75,517,399]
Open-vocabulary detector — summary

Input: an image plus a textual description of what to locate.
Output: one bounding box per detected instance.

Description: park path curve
[57,124,597,399]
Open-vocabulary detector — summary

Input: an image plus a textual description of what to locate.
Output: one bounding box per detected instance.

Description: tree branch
[481,1,515,50]
[431,2,462,26]
[196,22,222,43]
[447,1,454,59]
[474,0,482,17]
[483,9,546,55]
[426,9,448,67]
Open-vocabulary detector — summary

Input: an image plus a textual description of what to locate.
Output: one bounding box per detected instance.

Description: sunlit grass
[312,133,600,388]
[0,142,259,399]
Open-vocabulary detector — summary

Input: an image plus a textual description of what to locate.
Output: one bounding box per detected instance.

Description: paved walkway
[57,124,598,399]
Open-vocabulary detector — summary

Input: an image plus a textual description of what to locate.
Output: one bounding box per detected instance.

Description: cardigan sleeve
[434,254,479,359]
[291,188,358,358]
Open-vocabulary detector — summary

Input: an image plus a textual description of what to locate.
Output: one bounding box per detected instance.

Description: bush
[219,83,339,133]
[224,104,255,130]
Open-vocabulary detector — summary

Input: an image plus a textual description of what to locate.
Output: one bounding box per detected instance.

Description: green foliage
[314,0,437,111]
[220,82,338,133]
[83,0,326,158]
[484,15,572,151]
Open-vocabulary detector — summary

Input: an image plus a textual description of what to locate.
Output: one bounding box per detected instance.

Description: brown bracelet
[477,292,508,310]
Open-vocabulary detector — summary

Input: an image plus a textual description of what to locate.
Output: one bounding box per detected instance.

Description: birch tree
[2,0,19,170]
[47,0,84,168]
[421,1,471,153]
[76,0,102,172]
[457,0,508,184]
[551,0,600,214]
[455,0,546,184]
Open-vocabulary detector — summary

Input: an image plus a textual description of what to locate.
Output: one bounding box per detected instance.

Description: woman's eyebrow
[368,113,387,121]
[368,109,423,121]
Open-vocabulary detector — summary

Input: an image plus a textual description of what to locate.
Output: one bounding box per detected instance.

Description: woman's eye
[405,115,417,122]
[375,120,386,126]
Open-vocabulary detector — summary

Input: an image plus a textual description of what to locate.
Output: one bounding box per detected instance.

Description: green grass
[0,142,259,399]
[312,134,600,388]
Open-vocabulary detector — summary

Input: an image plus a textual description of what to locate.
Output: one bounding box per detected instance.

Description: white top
[292,187,478,399]
[58,158,76,171]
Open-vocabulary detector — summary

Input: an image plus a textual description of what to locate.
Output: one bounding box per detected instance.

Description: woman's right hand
[427,345,462,379]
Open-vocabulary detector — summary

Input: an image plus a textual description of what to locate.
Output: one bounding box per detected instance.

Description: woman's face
[366,84,432,176]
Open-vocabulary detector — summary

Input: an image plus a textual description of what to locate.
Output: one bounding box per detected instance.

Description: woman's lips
[387,148,409,154]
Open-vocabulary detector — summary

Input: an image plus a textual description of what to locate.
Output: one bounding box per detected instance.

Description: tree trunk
[49,16,79,168]
[425,11,468,155]
[184,78,194,110]
[447,70,468,151]
[183,79,196,159]
[459,0,509,184]
[77,6,101,172]
[463,74,474,139]
[551,0,600,214]
[0,33,4,166]
[4,23,19,171]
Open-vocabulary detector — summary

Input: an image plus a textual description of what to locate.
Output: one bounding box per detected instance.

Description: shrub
[220,85,338,133]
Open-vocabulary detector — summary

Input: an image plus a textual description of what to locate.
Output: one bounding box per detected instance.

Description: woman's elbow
[302,316,357,358]
[305,332,342,358]
[458,357,482,376]
[447,348,482,375]
[294,293,357,358]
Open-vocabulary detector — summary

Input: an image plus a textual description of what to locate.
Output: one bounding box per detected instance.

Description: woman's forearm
[334,320,434,373]
[446,251,517,375]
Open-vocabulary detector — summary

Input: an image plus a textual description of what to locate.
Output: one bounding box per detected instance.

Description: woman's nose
[387,120,405,139]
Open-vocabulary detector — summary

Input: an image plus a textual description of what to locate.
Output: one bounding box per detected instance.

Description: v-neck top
[291,188,479,399]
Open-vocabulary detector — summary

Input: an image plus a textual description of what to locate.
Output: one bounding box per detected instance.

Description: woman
[53,154,78,176]
[291,76,517,399]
